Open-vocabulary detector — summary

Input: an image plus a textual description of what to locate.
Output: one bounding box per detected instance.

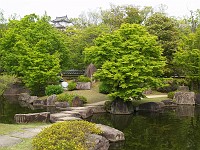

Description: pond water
[88,106,200,150]
[0,95,49,124]
[1,95,200,150]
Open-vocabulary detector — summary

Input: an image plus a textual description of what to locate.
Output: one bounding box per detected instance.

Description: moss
[32,121,102,150]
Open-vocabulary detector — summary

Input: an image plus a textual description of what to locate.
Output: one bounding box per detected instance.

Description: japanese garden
[1,4,200,150]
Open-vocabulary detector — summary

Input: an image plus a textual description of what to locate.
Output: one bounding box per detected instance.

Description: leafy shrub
[45,85,63,96]
[33,120,102,150]
[77,75,91,82]
[157,79,178,93]
[56,93,87,105]
[67,81,77,91]
[168,91,175,99]
[57,93,75,104]
[99,82,110,94]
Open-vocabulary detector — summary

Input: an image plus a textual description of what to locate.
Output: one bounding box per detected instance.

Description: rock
[72,96,83,107]
[60,111,82,117]
[57,116,82,121]
[96,124,125,142]
[177,86,189,92]
[161,99,177,106]
[195,93,200,105]
[143,89,152,95]
[138,102,165,112]
[55,101,70,108]
[50,113,70,122]
[33,99,46,106]
[86,134,110,150]
[86,106,106,113]
[76,82,91,90]
[28,96,38,104]
[72,107,93,118]
[173,92,195,105]
[14,112,50,123]
[18,93,31,101]
[176,105,195,117]
[47,94,56,106]
[110,99,134,114]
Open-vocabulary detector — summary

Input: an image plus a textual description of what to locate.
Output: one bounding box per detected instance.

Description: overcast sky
[1,0,200,20]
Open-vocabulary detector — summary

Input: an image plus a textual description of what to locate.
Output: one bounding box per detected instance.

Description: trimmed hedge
[32,121,102,150]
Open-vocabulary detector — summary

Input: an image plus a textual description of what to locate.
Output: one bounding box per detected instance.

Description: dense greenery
[0,4,200,96]
[85,23,165,100]
[45,85,64,96]
[32,121,102,150]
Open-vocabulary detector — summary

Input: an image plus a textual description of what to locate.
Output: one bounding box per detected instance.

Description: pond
[0,95,51,124]
[88,106,200,150]
[1,95,200,150]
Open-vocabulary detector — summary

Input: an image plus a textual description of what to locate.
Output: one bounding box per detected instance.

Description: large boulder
[177,86,189,92]
[14,112,50,123]
[195,93,200,105]
[18,93,38,104]
[173,92,195,105]
[110,99,134,115]
[47,94,56,106]
[55,101,70,108]
[76,82,91,90]
[138,102,165,112]
[72,96,83,107]
[86,134,110,150]
[96,124,125,142]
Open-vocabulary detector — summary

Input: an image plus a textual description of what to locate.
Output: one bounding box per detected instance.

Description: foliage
[56,93,75,104]
[45,85,64,96]
[145,13,180,76]
[0,75,17,95]
[0,14,70,95]
[56,93,87,105]
[77,75,91,82]
[85,23,165,101]
[67,81,77,91]
[32,121,102,150]
[157,79,178,93]
[99,82,110,94]
[168,91,175,99]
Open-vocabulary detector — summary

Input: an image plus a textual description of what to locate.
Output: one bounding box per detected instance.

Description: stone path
[0,101,108,148]
[0,125,49,147]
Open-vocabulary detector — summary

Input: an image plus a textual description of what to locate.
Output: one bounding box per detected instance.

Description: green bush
[32,120,102,150]
[45,85,64,96]
[168,91,175,99]
[56,93,87,105]
[57,93,75,104]
[99,82,110,94]
[77,75,91,82]
[67,81,77,91]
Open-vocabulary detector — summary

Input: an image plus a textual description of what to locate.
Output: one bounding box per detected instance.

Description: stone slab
[57,117,82,121]
[0,135,22,147]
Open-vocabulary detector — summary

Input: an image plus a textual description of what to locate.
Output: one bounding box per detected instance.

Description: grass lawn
[0,123,48,135]
[65,82,110,104]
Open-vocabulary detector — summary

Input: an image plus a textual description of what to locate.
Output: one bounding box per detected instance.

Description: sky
[1,0,200,20]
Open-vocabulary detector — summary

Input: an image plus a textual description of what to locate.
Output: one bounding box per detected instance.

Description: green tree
[0,14,69,95]
[145,13,179,76]
[85,23,165,101]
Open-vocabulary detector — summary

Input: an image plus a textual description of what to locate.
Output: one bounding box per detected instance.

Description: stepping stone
[57,116,82,121]
[0,135,22,147]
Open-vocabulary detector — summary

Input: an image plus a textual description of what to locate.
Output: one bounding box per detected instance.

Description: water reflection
[90,106,200,150]
[0,96,46,124]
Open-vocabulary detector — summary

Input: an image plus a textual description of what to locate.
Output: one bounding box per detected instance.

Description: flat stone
[50,113,73,122]
[72,108,93,119]
[57,117,82,121]
[60,111,81,117]
[86,106,106,113]
[0,135,22,147]
[96,124,125,142]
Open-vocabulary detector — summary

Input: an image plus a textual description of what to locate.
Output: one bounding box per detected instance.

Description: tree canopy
[85,23,165,101]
